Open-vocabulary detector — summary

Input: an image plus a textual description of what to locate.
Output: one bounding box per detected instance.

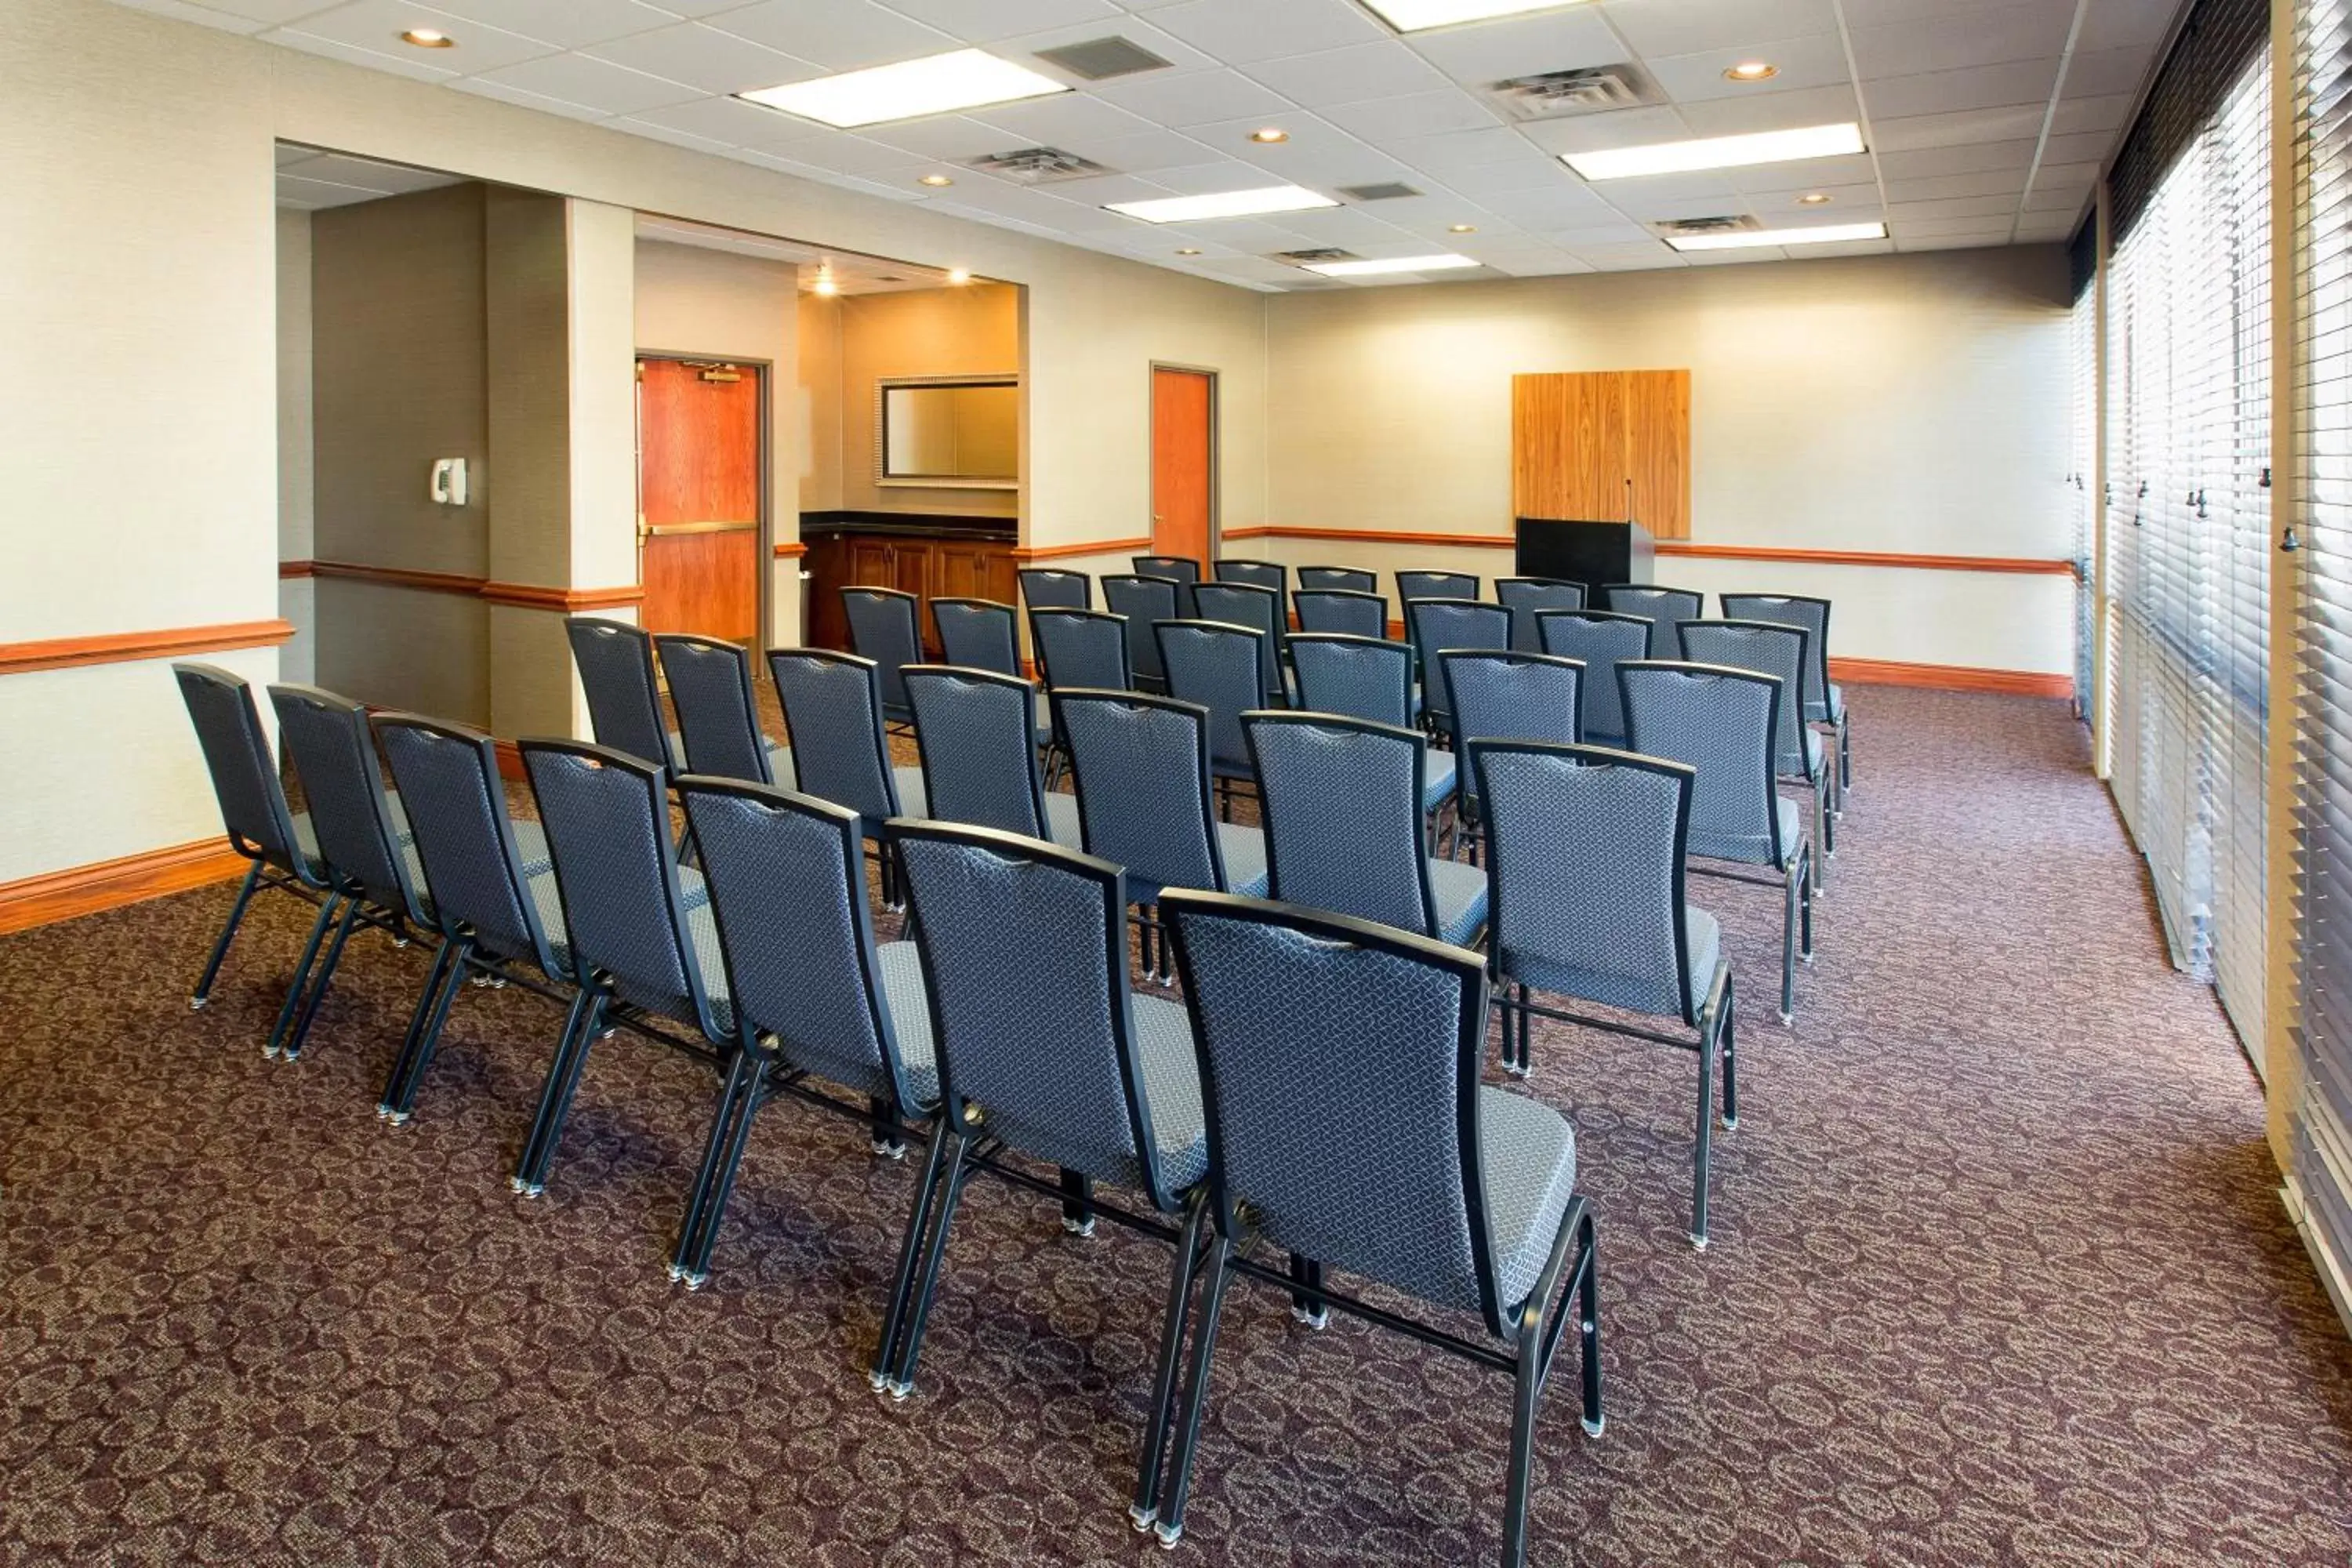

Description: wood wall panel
[1621,369,1690,541]
[1512,369,1692,541]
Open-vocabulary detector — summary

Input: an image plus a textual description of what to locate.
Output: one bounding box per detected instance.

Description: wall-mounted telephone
[429,458,469,507]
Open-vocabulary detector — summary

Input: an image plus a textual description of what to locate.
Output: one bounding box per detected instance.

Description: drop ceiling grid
[119,0,2179,284]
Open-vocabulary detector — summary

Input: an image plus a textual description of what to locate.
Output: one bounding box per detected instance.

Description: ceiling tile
[1535,217,1656,245]
[1673,84,1861,137]
[1058,127,1229,174]
[1723,151,1878,195]
[1570,241,1687,270]
[626,94,829,150]
[1089,68,1300,128]
[1319,89,1504,143]
[2048,93,2135,137]
[1439,155,1590,195]
[856,113,1029,161]
[1486,254,1595,276]
[1514,105,1690,157]
[2075,0,2178,53]
[447,74,614,122]
[468,51,699,114]
[1837,0,2045,23]
[704,0,957,71]
[1849,5,2074,78]
[609,114,734,153]
[1399,5,1628,85]
[267,1,557,71]
[1145,0,1385,67]
[1884,193,2021,220]
[1894,214,2020,238]
[1023,171,1184,205]
[1642,33,1855,105]
[1472,181,1621,230]
[1881,168,2028,202]
[582,24,823,96]
[263,26,467,82]
[2060,46,2158,100]
[1601,0,1840,56]
[878,0,1122,42]
[1385,125,1555,172]
[1870,103,2053,151]
[967,91,1164,146]
[415,0,674,49]
[1862,59,2063,119]
[1873,137,2037,180]
[1242,39,1452,107]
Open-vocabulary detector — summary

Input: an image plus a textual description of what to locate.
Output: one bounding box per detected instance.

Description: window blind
[2071,220,2099,728]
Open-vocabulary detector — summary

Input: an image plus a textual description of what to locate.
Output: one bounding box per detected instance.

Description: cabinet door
[848,538,897,590]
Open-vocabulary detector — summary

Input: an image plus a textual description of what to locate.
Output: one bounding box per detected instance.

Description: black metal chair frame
[766,647,916,907]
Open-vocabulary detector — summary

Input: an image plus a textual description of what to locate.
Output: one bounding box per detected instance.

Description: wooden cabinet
[802,526,1018,655]
[1512,370,1691,540]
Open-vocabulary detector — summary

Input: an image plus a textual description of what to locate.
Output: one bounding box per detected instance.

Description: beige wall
[830,283,1022,520]
[1262,247,2075,674]
[798,292,844,516]
[276,208,316,687]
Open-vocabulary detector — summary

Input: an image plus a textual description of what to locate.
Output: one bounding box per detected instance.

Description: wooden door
[1152,368,1214,564]
[637,358,761,642]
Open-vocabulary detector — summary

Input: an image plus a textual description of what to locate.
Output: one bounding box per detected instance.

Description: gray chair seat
[1685,907,1723,1001]
[1776,795,1804,856]
[1132,993,1208,1190]
[893,766,928,818]
[766,740,797,790]
[1807,682,1846,725]
[1044,791,1083,848]
[684,900,736,1034]
[1216,822,1269,898]
[524,869,572,971]
[1478,1085,1578,1311]
[1423,751,1457,813]
[873,939,941,1106]
[1035,694,1054,748]
[1801,731,1824,776]
[1430,857,1489,947]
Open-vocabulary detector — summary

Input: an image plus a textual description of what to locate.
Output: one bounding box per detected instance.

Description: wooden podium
[1515,517,1654,598]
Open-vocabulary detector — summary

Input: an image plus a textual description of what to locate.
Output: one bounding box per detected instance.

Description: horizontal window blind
[2071,220,2099,728]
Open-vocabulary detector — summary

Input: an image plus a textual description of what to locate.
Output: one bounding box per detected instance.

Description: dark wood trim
[289,560,645,611]
[0,838,248,935]
[481,581,646,612]
[310,560,489,594]
[1219,526,2074,575]
[278,560,315,580]
[0,619,296,676]
[1830,656,2072,699]
[1011,535,1154,562]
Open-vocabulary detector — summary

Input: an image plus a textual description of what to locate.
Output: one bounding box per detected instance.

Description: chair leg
[1837,711,1852,794]
[1719,981,1739,1134]
[1573,1210,1603,1438]
[379,937,459,1120]
[388,944,473,1122]
[1059,1169,1096,1236]
[887,1131,974,1398]
[281,895,367,1061]
[871,1122,952,1392]
[1516,982,1533,1076]
[1152,1236,1236,1548]
[191,862,263,1008]
[1690,1018,1716,1250]
[264,893,344,1059]
[1799,852,1816,964]
[1131,1192,1210,1530]
[869,1094,906,1158]
[513,989,604,1196]
[1501,1290,1552,1568]
[1287,1253,1327,1328]
[1780,858,1798,1026]
[671,1044,763,1287]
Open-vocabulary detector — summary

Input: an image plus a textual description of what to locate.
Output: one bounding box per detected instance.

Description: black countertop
[800,509,1017,543]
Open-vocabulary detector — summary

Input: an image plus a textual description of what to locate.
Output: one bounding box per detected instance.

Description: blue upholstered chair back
[270,684,419,919]
[1213,558,1287,598]
[1247,712,1434,938]
[1721,593,1835,722]
[1298,565,1376,593]
[679,778,926,1109]
[1292,589,1388,639]
[1287,635,1414,729]
[1397,569,1479,604]
[1620,659,1788,869]
[1156,619,1263,777]
[1030,608,1133,693]
[1599,586,1704,657]
[891,823,1184,1207]
[373,714,565,976]
[174,662,311,879]
[1018,568,1092,612]
[931,598,1022,677]
[1055,689,1228,898]
[1442,651,1584,752]
[768,650,902,822]
[906,666,1049,839]
[1678,621,1813,780]
[522,739,727,1039]
[1192,581,1286,702]
[1472,740,1698,1023]
[656,634,771,784]
[1534,609,1650,746]
[566,617,677,771]
[1494,578,1588,652]
[842,588,923,720]
[1162,893,1504,1327]
[1407,599,1511,728]
[1102,575,1180,686]
[1133,555,1201,616]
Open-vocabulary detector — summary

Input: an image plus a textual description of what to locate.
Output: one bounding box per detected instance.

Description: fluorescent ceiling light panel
[1358,0,1592,31]
[1566,123,1865,181]
[1106,185,1338,223]
[1667,222,1887,252]
[739,49,1068,129]
[1302,253,1482,276]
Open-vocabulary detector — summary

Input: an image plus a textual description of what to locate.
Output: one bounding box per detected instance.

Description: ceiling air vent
[1337,181,1423,202]
[1033,36,1173,81]
[962,146,1115,185]
[1486,64,1658,122]
[1650,215,1761,238]
[1271,247,1359,264]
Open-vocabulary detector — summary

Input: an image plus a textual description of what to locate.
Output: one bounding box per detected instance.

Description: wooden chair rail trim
[1829,656,2072,699]
[773,541,809,559]
[0,837,248,935]
[0,619,296,676]
[481,582,647,612]
[1011,535,1153,562]
[282,560,646,611]
[1218,527,2073,575]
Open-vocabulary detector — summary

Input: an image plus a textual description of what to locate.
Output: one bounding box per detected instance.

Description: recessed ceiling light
[1249,128,1290,143]
[1723,60,1778,82]
[919,173,954,187]
[739,49,1068,129]
[1107,185,1338,223]
[1796,191,1832,205]
[1356,0,1595,32]
[1667,221,1886,252]
[811,270,839,296]
[1302,253,1481,277]
[1176,248,1203,256]
[1566,122,1865,180]
[1448,223,1477,233]
[399,28,454,47]
[946,267,972,284]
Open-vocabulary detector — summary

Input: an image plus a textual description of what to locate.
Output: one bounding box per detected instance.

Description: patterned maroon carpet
[5,688,2350,1564]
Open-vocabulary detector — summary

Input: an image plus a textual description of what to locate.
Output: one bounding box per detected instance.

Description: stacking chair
[510,740,732,1198]
[767,650,928,905]
[1297,565,1375,593]
[1017,567,1093,613]
[1054,688,1270,977]
[1292,588,1388,639]
[1398,568,1479,604]
[1471,741,1737,1247]
[1101,574,1181,694]
[1494,578,1588,652]
[842,586,924,728]
[1621,660,1815,1022]
[931,597,1022,677]
[1440,651,1584,861]
[871,822,1213,1538]
[1212,558,1287,602]
[566,617,684,771]
[903,666,1082,847]
[1133,554,1202,615]
[1245,712,1487,947]
[369,714,581,1126]
[1600,585,1704,657]
[1156,619,1265,816]
[1407,598,1512,751]
[1031,607,1135,788]
[1146,894,1601,1560]
[1192,580,1290,704]
[1287,633,1455,847]
[173,662,339,1033]
[667,779,942,1287]
[1678,620,1835,872]
[1535,609,1650,748]
[655,633,795,788]
[1722,592,1849,793]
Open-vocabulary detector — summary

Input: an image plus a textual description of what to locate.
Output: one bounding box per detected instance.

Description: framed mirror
[877,375,1018,489]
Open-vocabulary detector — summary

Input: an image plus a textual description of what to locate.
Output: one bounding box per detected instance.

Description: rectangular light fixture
[739,49,1068,129]
[1302,253,1482,276]
[1667,221,1887,252]
[1106,185,1338,223]
[1566,123,1866,181]
[1357,0,1593,31]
